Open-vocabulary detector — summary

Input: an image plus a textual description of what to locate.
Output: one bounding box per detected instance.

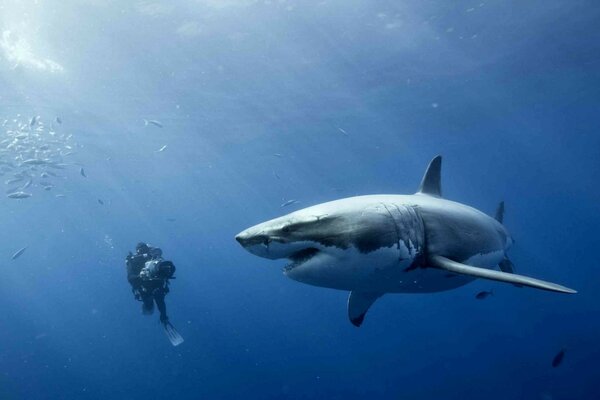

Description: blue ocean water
[0,1,599,399]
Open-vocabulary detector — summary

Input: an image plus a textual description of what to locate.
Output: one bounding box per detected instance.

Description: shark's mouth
[284,247,320,272]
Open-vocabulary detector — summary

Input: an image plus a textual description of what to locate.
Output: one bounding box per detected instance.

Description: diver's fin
[429,255,576,294]
[495,201,505,223]
[417,155,442,197]
[348,291,383,327]
[499,257,515,273]
[163,322,184,347]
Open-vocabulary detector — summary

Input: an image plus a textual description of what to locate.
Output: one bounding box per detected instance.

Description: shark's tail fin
[499,257,515,273]
[495,201,505,223]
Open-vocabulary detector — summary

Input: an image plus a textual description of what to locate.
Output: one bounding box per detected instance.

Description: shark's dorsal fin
[417,155,442,197]
[429,255,576,294]
[347,291,383,327]
[495,201,505,223]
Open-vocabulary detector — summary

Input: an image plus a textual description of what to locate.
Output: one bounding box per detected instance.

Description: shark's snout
[236,217,320,261]
[235,226,280,259]
[235,230,269,248]
[234,231,250,246]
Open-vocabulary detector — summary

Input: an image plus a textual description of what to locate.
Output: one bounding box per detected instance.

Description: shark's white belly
[284,243,505,293]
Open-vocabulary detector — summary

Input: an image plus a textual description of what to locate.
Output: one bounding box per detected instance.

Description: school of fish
[0,114,82,199]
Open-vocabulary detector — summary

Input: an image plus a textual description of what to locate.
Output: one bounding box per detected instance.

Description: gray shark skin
[235,156,576,327]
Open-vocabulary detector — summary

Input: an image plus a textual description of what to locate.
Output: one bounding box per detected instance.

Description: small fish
[11,246,27,260]
[5,177,23,185]
[19,179,33,190]
[338,127,348,136]
[7,191,32,199]
[475,290,493,300]
[157,145,167,152]
[55,194,66,198]
[80,167,86,177]
[552,349,566,368]
[166,218,176,222]
[29,116,39,128]
[273,153,283,158]
[281,199,299,208]
[22,159,50,165]
[144,119,163,128]
[98,199,104,205]
[55,116,62,124]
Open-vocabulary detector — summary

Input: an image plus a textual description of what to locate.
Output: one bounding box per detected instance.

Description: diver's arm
[126,255,143,289]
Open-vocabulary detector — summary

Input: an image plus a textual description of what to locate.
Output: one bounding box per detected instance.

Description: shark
[235,156,576,327]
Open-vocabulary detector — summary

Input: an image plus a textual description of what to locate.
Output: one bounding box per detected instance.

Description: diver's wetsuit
[126,248,170,324]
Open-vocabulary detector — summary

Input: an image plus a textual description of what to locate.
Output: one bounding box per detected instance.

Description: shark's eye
[281,226,291,233]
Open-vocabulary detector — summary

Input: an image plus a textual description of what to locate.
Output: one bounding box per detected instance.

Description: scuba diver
[126,242,184,346]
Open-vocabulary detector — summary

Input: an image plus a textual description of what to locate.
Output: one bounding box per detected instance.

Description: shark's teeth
[284,248,320,271]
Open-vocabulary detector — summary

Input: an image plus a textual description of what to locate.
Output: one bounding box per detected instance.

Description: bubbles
[103,234,114,249]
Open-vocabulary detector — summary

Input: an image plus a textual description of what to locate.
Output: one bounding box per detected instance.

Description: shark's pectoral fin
[348,291,383,327]
[429,255,576,294]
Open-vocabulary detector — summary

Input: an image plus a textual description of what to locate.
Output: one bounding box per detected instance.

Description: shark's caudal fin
[348,291,383,327]
[499,257,515,273]
[429,255,576,294]
[417,155,442,197]
[495,201,505,223]
[499,256,522,287]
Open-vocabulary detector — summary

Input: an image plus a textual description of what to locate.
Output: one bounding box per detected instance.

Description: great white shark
[235,156,576,327]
